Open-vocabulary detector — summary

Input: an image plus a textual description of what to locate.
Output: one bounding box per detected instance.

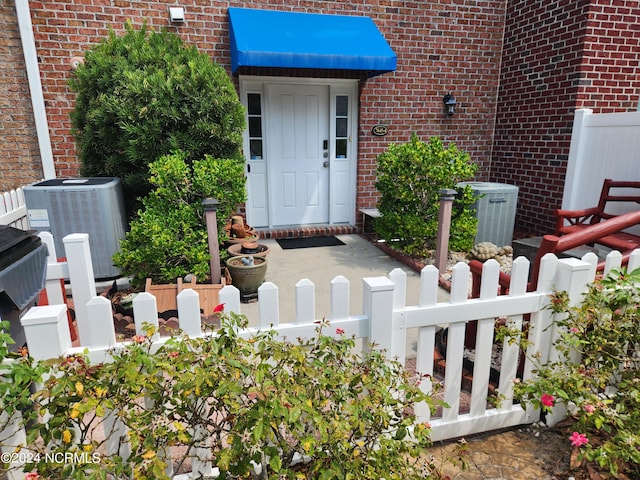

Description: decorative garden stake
[202,197,221,284]
[436,189,458,273]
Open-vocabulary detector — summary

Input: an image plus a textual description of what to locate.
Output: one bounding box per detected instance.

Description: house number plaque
[371,124,388,136]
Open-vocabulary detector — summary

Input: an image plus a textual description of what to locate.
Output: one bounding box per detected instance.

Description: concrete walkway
[429,426,572,480]
[237,233,448,329]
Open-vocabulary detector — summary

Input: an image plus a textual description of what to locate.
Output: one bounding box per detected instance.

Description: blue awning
[228,8,396,77]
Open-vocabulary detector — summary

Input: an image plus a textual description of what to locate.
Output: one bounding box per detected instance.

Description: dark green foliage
[374,135,478,255]
[69,23,245,218]
[112,151,246,288]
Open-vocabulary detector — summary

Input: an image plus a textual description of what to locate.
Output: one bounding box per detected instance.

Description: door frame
[239,76,359,228]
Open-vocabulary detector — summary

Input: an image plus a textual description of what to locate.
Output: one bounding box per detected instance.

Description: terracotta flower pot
[227,242,271,257]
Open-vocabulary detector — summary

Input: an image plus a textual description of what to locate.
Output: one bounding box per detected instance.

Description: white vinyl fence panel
[565,108,640,214]
[0,187,29,229]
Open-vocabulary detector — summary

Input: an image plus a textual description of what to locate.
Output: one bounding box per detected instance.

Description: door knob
[323,161,329,168]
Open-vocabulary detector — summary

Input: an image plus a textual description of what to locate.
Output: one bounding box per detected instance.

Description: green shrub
[112,150,246,288]
[374,135,478,256]
[3,316,455,480]
[69,22,245,218]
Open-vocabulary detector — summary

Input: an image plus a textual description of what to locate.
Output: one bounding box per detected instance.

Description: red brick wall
[4,0,507,216]
[577,0,640,112]
[491,0,640,236]
[0,2,42,191]
[356,1,507,208]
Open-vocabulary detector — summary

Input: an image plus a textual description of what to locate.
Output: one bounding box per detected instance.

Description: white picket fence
[3,231,640,478]
[0,186,29,229]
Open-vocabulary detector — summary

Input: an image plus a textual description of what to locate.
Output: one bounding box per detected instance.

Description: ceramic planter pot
[225,256,267,300]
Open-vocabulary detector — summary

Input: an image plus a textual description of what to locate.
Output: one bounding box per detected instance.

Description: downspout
[15,0,56,180]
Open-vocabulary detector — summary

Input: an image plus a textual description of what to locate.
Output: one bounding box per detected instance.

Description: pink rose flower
[336,328,345,335]
[570,431,589,447]
[132,334,146,344]
[583,404,595,414]
[541,393,555,408]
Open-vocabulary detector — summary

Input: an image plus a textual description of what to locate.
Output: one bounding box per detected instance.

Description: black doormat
[276,235,345,250]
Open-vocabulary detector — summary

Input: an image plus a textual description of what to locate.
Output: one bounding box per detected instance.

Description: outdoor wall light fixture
[169,6,185,24]
[443,93,456,115]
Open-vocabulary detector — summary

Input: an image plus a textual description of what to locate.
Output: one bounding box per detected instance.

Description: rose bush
[511,267,640,479]
[1,315,460,479]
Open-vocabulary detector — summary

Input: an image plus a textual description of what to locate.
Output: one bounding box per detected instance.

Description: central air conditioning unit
[24,178,127,279]
[457,182,519,247]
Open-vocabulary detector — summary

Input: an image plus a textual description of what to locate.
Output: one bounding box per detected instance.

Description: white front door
[266,84,330,226]
[241,77,358,228]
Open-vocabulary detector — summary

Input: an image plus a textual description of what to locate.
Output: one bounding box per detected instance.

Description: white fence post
[9,305,70,476]
[563,108,592,209]
[295,279,315,324]
[38,232,67,305]
[545,257,593,427]
[62,233,96,346]
[329,276,350,321]
[629,249,640,272]
[470,259,500,416]
[84,296,117,349]
[132,293,160,341]
[442,263,470,422]
[497,256,530,411]
[603,250,623,275]
[388,268,408,364]
[0,410,28,479]
[219,285,241,315]
[177,289,202,338]
[363,276,395,359]
[414,265,440,422]
[21,304,71,361]
[258,282,279,328]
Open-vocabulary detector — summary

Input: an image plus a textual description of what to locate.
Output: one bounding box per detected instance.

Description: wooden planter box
[145,276,226,314]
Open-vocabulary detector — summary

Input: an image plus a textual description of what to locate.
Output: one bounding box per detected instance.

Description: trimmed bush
[374,135,478,256]
[69,22,245,218]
